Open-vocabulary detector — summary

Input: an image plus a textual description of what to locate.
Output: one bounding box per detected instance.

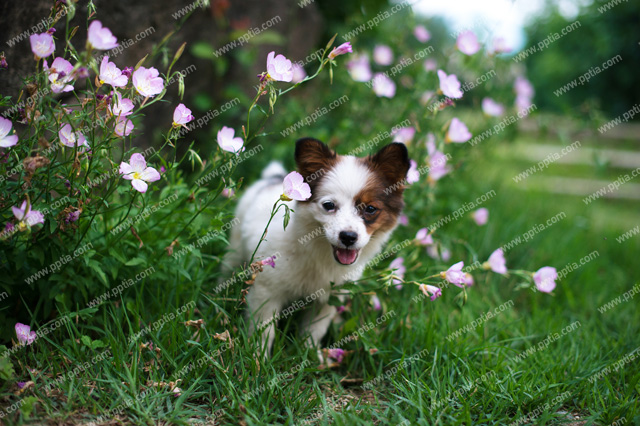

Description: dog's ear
[295,138,337,182]
[367,143,411,187]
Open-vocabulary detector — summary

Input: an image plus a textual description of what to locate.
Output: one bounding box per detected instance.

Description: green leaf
[283,205,290,230]
[0,346,15,381]
[20,396,39,419]
[125,258,146,267]
[190,42,214,60]
[81,335,105,350]
[88,260,109,287]
[246,30,286,46]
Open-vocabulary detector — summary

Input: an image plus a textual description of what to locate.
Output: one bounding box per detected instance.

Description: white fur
[224,158,396,357]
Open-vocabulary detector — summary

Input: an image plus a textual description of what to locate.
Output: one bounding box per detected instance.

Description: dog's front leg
[299,302,337,359]
[247,288,283,358]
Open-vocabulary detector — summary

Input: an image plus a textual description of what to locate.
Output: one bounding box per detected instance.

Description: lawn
[1,129,637,425]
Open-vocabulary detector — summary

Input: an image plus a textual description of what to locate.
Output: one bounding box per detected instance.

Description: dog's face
[295,138,410,265]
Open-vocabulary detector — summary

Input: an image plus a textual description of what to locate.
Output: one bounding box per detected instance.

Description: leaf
[20,396,39,419]
[328,294,342,306]
[283,205,290,230]
[190,42,214,60]
[88,260,108,287]
[0,346,15,381]
[246,30,286,46]
[81,335,105,350]
[125,258,146,266]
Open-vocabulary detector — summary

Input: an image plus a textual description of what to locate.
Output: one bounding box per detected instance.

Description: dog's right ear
[295,138,337,183]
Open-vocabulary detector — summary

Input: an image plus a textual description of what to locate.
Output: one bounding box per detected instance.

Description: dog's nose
[339,231,358,247]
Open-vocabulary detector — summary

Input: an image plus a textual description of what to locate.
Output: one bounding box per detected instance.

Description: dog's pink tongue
[336,248,358,265]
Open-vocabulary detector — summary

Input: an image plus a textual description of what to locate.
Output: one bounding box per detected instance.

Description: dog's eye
[364,205,377,214]
[322,201,336,211]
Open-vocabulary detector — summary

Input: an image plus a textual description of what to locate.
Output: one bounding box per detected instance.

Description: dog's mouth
[333,246,359,265]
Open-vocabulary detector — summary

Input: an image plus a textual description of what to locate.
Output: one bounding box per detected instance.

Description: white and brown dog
[225,138,410,357]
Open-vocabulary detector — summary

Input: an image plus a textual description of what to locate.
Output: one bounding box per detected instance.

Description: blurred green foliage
[523,0,640,118]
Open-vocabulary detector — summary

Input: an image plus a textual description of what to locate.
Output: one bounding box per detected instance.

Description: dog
[224,138,410,357]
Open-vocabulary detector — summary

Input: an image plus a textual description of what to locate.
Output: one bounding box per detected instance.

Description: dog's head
[295,138,410,265]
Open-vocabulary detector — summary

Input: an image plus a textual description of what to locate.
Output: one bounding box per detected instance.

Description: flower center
[132,172,142,180]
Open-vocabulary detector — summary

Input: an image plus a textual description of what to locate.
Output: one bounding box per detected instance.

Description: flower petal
[140,167,161,182]
[129,153,147,172]
[131,179,148,193]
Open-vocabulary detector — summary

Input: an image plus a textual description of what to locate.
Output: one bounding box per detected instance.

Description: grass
[1,131,638,425]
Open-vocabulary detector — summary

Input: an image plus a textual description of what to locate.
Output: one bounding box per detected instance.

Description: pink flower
[423,59,437,72]
[414,25,431,42]
[420,90,435,106]
[65,210,81,223]
[59,124,89,149]
[482,98,505,117]
[266,51,293,82]
[172,387,182,397]
[406,160,420,184]
[291,64,307,84]
[397,214,408,226]
[446,118,472,143]
[260,256,276,268]
[29,33,55,59]
[119,153,161,193]
[327,348,345,363]
[282,171,311,201]
[222,187,235,198]
[391,126,415,144]
[515,95,534,113]
[132,66,164,98]
[428,151,450,182]
[99,56,128,88]
[440,261,465,287]
[389,257,405,286]
[441,247,451,262]
[426,133,436,154]
[329,42,352,59]
[12,201,45,227]
[371,294,382,310]
[346,54,372,82]
[109,92,134,117]
[173,103,194,128]
[87,21,118,50]
[15,323,37,346]
[486,248,507,275]
[373,45,393,66]
[0,117,19,148]
[456,30,480,55]
[514,76,535,99]
[419,284,441,301]
[44,57,74,93]
[534,267,557,293]
[491,37,512,54]
[217,126,244,153]
[114,117,134,137]
[336,305,346,314]
[472,208,489,226]
[437,70,463,99]
[372,73,396,98]
[415,228,433,245]
[463,273,474,286]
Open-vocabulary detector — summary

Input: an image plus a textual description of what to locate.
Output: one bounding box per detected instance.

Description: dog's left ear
[368,143,411,187]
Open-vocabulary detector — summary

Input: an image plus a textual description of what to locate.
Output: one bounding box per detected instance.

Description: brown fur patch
[356,143,410,235]
[295,138,339,201]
